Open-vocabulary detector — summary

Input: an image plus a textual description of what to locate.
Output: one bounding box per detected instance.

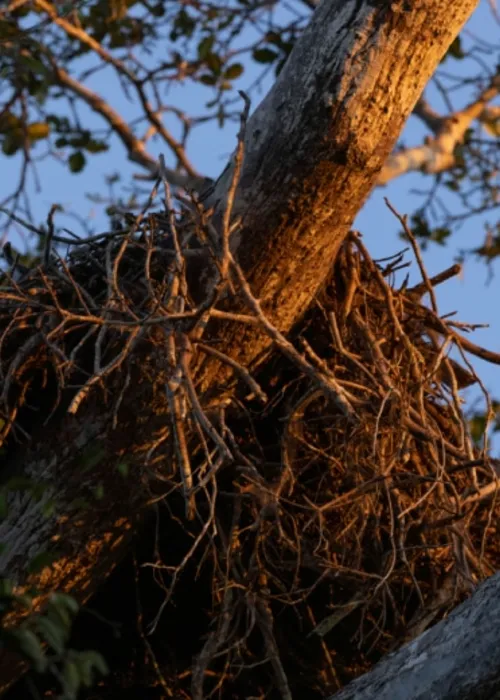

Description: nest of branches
[1,188,500,700]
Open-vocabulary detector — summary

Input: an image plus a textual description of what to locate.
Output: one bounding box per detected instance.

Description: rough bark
[330,570,500,700]
[197,0,478,390]
[0,0,479,691]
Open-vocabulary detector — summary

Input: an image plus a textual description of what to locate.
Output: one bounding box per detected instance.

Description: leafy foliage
[400,211,451,248]
[0,584,108,699]
[0,0,497,251]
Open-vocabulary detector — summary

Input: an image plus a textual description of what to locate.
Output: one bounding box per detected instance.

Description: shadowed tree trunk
[0,0,479,694]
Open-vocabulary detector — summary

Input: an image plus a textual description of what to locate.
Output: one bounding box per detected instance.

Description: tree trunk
[330,570,500,700]
[0,0,479,692]
[202,0,478,378]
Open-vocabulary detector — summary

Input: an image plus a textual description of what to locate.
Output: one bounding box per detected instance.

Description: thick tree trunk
[197,0,478,390]
[330,571,500,700]
[0,0,478,692]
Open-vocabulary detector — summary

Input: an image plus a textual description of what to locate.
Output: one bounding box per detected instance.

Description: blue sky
[1,0,499,445]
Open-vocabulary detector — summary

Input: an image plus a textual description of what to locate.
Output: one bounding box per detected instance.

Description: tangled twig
[2,139,500,696]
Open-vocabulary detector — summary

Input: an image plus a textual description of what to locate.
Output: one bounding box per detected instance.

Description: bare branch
[379,71,500,185]
[34,0,200,180]
[46,57,205,190]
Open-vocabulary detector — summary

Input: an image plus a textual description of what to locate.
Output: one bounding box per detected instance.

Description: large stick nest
[1,200,500,699]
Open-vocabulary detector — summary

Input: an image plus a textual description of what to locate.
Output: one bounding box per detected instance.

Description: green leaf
[199,74,217,86]
[50,592,79,616]
[5,476,36,492]
[116,461,129,477]
[68,151,86,173]
[85,139,109,153]
[223,63,244,80]
[42,499,56,517]
[2,132,22,156]
[198,36,214,60]
[77,444,106,471]
[447,36,465,60]
[30,482,48,501]
[68,132,89,148]
[18,55,50,77]
[36,616,66,655]
[252,48,278,64]
[469,413,486,444]
[264,31,282,46]
[27,121,50,141]
[430,227,451,245]
[150,3,165,17]
[0,578,13,597]
[77,649,109,685]
[171,9,196,40]
[48,601,72,630]
[8,628,47,673]
[205,52,222,75]
[0,112,21,133]
[76,655,95,687]
[47,114,71,131]
[61,660,81,699]
[68,497,91,510]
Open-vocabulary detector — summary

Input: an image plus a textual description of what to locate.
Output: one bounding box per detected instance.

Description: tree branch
[35,0,201,181]
[46,55,207,190]
[379,71,500,185]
